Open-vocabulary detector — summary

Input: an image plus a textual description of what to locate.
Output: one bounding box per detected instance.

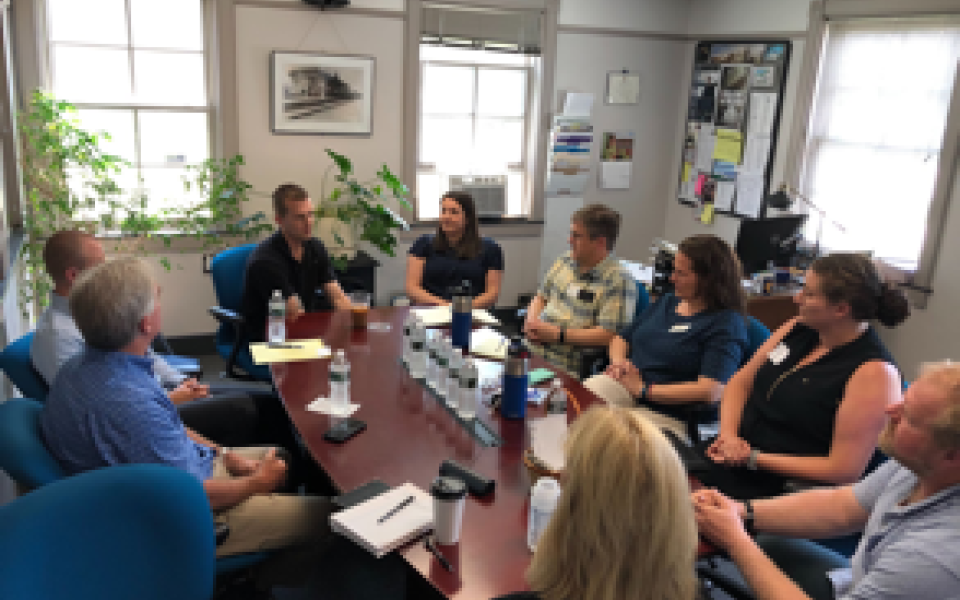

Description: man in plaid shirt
[523,204,637,376]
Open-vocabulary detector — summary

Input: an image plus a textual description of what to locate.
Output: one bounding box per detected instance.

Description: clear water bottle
[268,289,286,344]
[527,477,561,552]
[545,379,566,413]
[401,313,417,365]
[436,336,451,398]
[426,330,440,390]
[446,348,463,406]
[330,349,351,409]
[457,358,479,420]
[408,320,427,380]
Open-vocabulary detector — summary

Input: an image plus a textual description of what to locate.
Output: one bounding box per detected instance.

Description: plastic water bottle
[426,330,440,390]
[409,320,427,380]
[446,348,463,406]
[436,336,451,398]
[268,289,286,344]
[330,349,351,408]
[545,379,566,413]
[402,313,416,365]
[527,477,561,551]
[457,358,479,420]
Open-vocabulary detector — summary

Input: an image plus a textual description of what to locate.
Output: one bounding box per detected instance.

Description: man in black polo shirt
[241,183,352,342]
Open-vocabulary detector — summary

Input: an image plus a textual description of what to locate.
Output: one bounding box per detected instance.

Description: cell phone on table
[323,418,367,443]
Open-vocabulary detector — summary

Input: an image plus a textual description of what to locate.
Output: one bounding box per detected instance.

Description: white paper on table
[411,306,499,327]
[599,161,632,189]
[747,92,777,137]
[307,397,360,417]
[528,413,568,473]
[734,169,764,218]
[694,125,717,172]
[715,181,736,212]
[563,92,594,117]
[470,327,508,360]
[742,134,772,171]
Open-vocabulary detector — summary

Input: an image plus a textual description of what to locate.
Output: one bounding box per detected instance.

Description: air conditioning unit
[449,175,507,217]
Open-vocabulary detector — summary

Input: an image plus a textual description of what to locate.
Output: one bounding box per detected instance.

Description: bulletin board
[677,41,792,219]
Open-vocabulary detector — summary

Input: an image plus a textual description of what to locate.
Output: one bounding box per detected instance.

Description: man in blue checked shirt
[40,257,334,560]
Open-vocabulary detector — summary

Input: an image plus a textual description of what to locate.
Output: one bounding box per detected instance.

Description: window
[44,0,209,215]
[800,19,960,271]
[417,45,537,220]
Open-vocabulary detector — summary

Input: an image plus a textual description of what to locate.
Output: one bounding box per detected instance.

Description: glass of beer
[349,291,370,329]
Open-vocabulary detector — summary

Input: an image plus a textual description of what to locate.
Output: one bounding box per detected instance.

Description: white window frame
[416,52,535,220]
[784,0,960,307]
[41,0,213,219]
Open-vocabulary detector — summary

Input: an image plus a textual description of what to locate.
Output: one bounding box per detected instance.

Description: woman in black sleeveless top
[697,253,910,499]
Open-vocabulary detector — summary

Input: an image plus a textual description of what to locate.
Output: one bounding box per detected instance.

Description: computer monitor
[735,215,807,275]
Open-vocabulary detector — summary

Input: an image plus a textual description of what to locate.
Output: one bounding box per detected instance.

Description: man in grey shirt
[693,360,960,600]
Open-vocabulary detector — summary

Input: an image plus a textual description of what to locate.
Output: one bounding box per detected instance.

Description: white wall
[686,0,812,36]
[558,0,690,32]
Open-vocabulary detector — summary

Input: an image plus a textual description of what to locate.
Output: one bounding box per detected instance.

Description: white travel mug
[431,476,467,545]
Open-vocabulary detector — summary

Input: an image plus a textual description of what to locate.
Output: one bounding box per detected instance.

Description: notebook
[330,482,434,558]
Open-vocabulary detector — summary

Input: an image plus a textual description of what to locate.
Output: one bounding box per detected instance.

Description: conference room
[1,0,960,599]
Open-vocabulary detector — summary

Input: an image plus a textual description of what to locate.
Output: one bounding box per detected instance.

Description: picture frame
[270,51,375,136]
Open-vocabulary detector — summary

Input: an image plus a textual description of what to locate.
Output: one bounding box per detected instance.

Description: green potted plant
[16,90,271,314]
[317,149,412,270]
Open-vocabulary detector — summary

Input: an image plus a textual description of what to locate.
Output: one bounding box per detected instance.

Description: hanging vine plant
[17,90,272,316]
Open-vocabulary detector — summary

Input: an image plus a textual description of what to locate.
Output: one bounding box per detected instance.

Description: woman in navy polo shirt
[585,235,749,438]
[405,191,504,308]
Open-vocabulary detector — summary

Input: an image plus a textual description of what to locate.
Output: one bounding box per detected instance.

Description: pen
[425,536,455,573]
[268,342,303,349]
[377,495,414,524]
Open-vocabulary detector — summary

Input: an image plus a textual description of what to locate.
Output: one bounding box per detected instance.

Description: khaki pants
[212,446,334,558]
[583,374,690,443]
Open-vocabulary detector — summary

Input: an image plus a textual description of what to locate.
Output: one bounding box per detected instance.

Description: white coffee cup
[431,476,467,545]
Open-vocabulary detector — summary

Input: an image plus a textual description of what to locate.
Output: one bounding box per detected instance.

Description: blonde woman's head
[527,405,699,600]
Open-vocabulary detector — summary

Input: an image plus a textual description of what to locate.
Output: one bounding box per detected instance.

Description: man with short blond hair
[523,204,636,375]
[694,361,960,600]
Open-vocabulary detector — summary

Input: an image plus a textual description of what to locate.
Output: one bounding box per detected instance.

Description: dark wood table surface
[272,307,711,599]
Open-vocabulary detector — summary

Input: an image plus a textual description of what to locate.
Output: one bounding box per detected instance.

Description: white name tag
[567,284,581,300]
[669,323,691,333]
[768,343,789,365]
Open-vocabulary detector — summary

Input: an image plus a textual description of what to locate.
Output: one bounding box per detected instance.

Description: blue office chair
[0,332,50,402]
[679,316,771,444]
[208,244,271,381]
[0,464,215,600]
[0,397,270,576]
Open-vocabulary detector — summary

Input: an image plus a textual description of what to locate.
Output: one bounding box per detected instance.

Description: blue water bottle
[501,337,528,420]
[451,280,472,352]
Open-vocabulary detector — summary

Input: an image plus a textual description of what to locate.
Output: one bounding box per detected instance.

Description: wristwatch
[558,326,566,344]
[747,448,760,471]
[742,499,756,536]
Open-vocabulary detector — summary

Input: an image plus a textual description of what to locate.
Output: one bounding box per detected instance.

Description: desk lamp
[766,184,846,258]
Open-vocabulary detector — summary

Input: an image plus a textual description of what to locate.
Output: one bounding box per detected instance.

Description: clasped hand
[224,448,287,492]
[691,488,749,550]
[169,378,210,404]
[706,434,752,466]
[603,360,644,398]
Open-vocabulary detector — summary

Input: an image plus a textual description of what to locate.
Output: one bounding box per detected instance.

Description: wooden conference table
[272,307,708,599]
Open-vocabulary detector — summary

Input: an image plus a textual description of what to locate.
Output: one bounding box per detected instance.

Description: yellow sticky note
[700,203,715,225]
[682,163,691,183]
[249,338,330,364]
[713,129,743,164]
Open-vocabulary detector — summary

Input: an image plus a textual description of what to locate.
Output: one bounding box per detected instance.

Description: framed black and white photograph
[271,51,374,135]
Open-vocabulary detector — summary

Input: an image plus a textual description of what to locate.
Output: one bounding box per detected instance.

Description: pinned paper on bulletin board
[694,173,708,196]
[713,129,743,164]
[700,203,715,225]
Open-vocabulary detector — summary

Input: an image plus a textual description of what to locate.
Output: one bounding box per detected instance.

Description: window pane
[139,111,209,166]
[75,109,136,164]
[416,172,443,219]
[133,51,206,106]
[139,167,205,213]
[478,69,525,117]
[420,116,473,169]
[47,0,127,45]
[130,0,203,50]
[52,46,131,104]
[475,118,523,167]
[506,170,524,217]
[68,167,135,223]
[422,64,474,115]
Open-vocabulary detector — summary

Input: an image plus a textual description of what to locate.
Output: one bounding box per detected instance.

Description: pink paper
[694,173,707,195]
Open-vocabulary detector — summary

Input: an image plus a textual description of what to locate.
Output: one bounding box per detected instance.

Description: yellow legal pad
[249,339,331,364]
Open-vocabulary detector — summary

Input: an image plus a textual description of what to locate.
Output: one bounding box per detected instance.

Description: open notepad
[330,483,433,558]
